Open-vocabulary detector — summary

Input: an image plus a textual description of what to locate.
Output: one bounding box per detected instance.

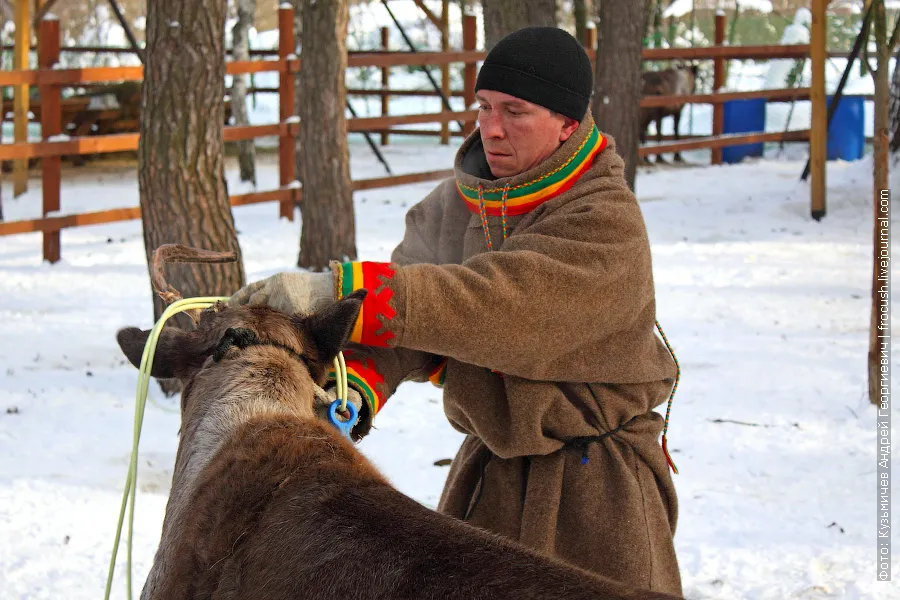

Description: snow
[663,0,695,19]
[665,0,773,18]
[762,9,811,90]
[0,133,898,598]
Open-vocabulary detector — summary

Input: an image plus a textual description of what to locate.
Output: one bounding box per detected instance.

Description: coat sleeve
[326,181,452,438]
[335,183,673,384]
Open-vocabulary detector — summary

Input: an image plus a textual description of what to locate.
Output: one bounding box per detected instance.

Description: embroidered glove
[313,383,366,439]
[229,271,335,315]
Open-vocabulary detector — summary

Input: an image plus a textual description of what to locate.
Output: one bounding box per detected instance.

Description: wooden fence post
[462,13,477,136]
[278,4,296,221]
[583,24,597,53]
[38,13,59,263]
[809,0,827,220]
[711,11,726,165]
[13,0,31,197]
[380,26,390,146]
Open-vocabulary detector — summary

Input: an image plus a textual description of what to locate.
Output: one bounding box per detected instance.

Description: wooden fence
[1,4,835,262]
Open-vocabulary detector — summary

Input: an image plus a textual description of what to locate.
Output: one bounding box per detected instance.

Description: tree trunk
[232,0,257,186]
[889,41,900,153]
[592,0,649,191]
[868,0,892,404]
[139,0,246,395]
[296,0,356,270]
[574,0,593,46]
[483,0,557,51]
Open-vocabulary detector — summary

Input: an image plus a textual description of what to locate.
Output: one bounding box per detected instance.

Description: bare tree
[868,0,899,404]
[138,0,246,384]
[574,0,594,47]
[889,42,900,154]
[592,0,651,190]
[231,0,257,186]
[296,0,357,270]
[483,0,557,51]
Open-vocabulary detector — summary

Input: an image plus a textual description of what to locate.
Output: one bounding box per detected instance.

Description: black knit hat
[475,27,593,121]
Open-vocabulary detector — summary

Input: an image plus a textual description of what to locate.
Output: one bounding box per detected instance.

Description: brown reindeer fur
[640,65,698,163]
[116,292,683,600]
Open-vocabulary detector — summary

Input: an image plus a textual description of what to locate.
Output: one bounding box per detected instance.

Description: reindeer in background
[114,244,683,600]
[640,63,699,164]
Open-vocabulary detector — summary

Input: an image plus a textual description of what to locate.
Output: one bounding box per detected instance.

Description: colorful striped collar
[454,120,607,217]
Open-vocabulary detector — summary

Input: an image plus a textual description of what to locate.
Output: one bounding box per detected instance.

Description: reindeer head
[117,291,365,423]
[115,244,365,425]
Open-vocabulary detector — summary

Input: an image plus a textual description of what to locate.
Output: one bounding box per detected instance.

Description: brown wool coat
[343,112,683,596]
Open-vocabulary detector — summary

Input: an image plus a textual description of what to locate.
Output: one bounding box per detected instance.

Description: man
[231,27,682,596]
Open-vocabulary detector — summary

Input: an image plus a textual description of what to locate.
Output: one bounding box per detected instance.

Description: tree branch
[106,0,144,64]
[888,13,900,53]
[863,1,879,75]
[411,0,442,29]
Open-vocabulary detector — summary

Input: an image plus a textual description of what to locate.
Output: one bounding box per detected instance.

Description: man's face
[476,90,579,178]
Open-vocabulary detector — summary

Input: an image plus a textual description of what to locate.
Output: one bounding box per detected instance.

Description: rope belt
[463,417,635,522]
[564,417,635,465]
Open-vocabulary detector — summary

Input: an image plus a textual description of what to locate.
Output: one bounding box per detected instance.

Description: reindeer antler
[151,244,238,305]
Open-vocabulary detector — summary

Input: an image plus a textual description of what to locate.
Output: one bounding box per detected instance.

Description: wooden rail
[0,59,289,86]
[640,87,812,108]
[0,123,289,160]
[348,110,478,132]
[640,130,810,157]
[641,44,811,60]
[0,169,456,236]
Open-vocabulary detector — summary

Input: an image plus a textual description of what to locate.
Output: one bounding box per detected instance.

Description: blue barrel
[826,95,865,161]
[722,98,767,164]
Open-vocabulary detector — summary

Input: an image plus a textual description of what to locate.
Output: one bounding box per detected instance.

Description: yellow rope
[335,351,348,413]
[103,297,226,600]
[103,296,350,600]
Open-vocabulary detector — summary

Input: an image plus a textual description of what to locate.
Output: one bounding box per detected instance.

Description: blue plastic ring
[327,399,357,439]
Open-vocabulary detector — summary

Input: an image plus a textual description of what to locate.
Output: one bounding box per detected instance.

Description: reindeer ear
[301,290,367,365]
[116,326,208,380]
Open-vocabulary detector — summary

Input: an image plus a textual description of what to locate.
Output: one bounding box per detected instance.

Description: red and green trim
[428,358,448,388]
[456,125,606,217]
[327,355,387,416]
[334,261,397,348]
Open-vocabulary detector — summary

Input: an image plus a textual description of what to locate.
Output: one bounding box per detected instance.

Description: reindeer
[114,244,684,600]
[640,64,699,164]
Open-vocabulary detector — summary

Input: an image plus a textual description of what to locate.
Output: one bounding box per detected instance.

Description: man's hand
[229,271,334,315]
[313,384,365,434]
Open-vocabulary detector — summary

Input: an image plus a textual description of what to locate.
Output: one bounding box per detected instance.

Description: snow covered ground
[0,137,897,598]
